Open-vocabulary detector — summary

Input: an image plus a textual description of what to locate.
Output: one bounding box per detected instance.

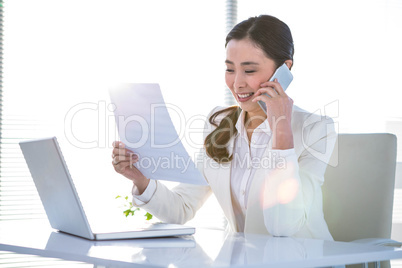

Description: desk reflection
[1,220,400,267]
[43,230,379,268]
[45,231,211,267]
[44,230,321,267]
[213,233,319,266]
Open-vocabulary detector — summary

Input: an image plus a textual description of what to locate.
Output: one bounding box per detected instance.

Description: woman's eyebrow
[241,61,259,66]
[225,60,259,66]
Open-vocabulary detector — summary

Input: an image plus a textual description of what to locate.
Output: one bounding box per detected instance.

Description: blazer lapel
[216,161,237,231]
[204,135,238,232]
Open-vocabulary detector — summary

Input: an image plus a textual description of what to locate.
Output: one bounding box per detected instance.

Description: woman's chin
[238,102,262,113]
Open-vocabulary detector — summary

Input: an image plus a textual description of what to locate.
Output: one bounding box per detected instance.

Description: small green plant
[115,195,153,220]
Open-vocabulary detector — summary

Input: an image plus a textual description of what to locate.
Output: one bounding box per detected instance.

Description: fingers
[112,159,133,173]
[112,154,139,175]
[111,141,149,185]
[112,147,134,158]
[253,79,287,103]
[112,153,138,165]
[111,141,138,168]
[112,141,133,157]
[253,88,278,100]
[112,141,126,149]
[260,79,285,95]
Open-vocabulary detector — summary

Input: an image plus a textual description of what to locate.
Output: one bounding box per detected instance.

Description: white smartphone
[258,63,293,114]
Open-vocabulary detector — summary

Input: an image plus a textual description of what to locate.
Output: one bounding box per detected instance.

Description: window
[1,0,226,228]
[3,0,401,242]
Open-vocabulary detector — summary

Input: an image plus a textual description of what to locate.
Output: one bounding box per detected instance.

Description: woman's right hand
[112,141,150,194]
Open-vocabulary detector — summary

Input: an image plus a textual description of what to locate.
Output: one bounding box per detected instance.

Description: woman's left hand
[252,78,294,149]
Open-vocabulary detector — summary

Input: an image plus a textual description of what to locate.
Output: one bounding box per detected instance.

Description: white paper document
[109,83,207,185]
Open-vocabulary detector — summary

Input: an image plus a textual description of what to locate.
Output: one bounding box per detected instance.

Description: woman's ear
[285,60,293,70]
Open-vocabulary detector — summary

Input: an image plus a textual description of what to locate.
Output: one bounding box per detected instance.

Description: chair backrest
[323,133,397,242]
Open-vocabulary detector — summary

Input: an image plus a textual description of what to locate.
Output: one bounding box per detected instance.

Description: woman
[112,15,336,240]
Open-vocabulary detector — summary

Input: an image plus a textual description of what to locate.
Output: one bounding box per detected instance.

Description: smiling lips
[237,92,254,102]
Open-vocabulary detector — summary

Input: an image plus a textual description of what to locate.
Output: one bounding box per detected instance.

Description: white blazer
[135,105,336,240]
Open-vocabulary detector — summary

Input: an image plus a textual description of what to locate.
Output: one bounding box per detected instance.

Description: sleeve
[132,179,157,205]
[133,144,213,224]
[136,181,212,224]
[261,116,336,236]
[130,106,224,224]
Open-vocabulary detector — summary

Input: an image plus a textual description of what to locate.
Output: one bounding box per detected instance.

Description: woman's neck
[244,111,267,141]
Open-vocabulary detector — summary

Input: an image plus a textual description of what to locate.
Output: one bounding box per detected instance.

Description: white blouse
[230,110,295,231]
[134,109,295,232]
[131,105,336,240]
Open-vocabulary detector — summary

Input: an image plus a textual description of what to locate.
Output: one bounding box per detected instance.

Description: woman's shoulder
[292,104,334,128]
[292,105,318,120]
[291,105,337,163]
[291,104,336,151]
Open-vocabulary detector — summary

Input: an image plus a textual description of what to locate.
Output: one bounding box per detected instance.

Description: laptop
[19,137,195,240]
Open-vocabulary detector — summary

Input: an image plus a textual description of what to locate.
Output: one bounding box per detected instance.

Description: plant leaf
[123,209,132,217]
[145,212,153,221]
[123,208,139,217]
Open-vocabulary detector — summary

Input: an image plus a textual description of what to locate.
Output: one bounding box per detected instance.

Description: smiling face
[225,38,277,117]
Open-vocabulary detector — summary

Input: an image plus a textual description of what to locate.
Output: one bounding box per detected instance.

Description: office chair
[323,133,401,268]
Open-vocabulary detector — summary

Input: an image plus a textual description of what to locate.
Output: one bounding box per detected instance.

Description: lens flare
[277,178,299,204]
[260,162,299,209]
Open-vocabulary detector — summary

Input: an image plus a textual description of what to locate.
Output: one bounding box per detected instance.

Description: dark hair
[204,106,241,163]
[204,15,294,163]
[226,15,294,70]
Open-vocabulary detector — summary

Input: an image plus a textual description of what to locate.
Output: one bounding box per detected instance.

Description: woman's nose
[234,73,246,89]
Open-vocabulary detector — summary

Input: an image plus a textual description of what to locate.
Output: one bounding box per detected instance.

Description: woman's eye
[226,69,234,73]
[245,70,256,74]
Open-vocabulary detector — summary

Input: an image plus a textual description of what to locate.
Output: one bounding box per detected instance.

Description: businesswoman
[112,15,336,240]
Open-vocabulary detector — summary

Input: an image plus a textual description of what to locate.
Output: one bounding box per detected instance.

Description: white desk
[1,220,402,268]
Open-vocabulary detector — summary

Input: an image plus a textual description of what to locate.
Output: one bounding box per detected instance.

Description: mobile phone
[258,63,293,114]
